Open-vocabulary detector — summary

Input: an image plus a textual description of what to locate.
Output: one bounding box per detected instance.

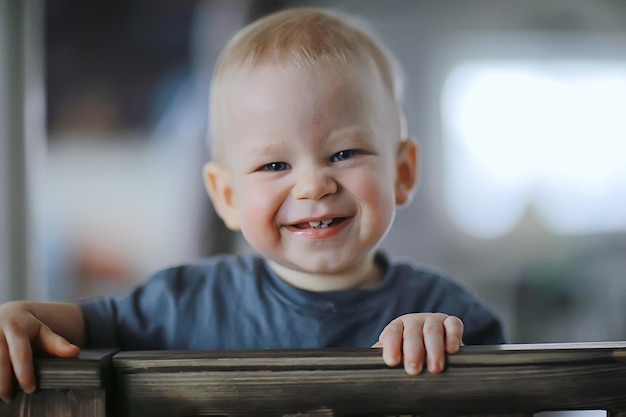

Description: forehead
[221,57,370,94]
[215,59,387,125]
[210,59,400,163]
[224,63,359,112]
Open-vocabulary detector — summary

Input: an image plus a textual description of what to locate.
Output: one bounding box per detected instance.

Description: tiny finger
[444,316,464,354]
[6,332,35,394]
[37,326,80,358]
[423,315,446,373]
[401,322,425,375]
[378,320,404,367]
[0,338,14,403]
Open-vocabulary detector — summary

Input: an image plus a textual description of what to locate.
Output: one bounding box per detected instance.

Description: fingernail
[406,362,421,375]
[383,352,397,366]
[24,385,35,394]
[429,359,444,373]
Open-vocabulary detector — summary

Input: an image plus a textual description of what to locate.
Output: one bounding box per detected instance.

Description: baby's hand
[372,313,463,375]
[0,301,80,402]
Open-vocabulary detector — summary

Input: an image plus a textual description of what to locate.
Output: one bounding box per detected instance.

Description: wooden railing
[0,349,115,417]
[1,342,626,417]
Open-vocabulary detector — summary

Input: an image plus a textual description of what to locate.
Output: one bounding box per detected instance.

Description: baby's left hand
[372,313,463,375]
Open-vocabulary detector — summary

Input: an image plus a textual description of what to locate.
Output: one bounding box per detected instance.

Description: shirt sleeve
[460,301,507,345]
[79,268,183,350]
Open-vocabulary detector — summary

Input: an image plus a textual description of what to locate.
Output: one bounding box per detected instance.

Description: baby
[0,7,504,402]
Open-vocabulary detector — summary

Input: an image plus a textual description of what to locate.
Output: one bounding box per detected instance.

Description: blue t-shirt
[80,252,505,350]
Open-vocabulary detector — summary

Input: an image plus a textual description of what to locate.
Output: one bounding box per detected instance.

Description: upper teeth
[309,219,333,228]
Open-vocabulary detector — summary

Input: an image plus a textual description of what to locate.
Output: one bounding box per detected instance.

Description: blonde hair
[209,7,407,158]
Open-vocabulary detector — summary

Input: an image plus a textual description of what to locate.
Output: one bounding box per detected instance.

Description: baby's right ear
[203,162,241,230]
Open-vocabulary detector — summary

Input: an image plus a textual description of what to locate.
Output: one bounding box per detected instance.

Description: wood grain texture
[4,344,622,416]
[0,349,116,417]
[0,390,106,417]
[112,341,626,372]
[112,342,626,417]
[36,349,117,389]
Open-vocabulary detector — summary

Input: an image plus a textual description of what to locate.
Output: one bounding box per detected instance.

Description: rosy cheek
[362,177,396,225]
[237,182,280,238]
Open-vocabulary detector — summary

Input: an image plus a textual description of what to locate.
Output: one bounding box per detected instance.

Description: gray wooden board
[111,342,626,416]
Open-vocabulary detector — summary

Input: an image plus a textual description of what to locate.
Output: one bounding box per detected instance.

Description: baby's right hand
[0,301,79,403]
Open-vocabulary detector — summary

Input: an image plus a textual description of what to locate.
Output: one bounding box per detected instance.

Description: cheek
[347,168,396,230]
[367,183,396,229]
[235,180,282,245]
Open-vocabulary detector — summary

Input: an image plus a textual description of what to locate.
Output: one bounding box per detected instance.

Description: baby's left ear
[395,138,419,206]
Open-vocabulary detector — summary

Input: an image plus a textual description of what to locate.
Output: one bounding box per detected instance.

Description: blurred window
[442,61,626,238]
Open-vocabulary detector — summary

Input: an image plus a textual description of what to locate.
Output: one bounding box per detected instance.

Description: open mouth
[292,217,347,229]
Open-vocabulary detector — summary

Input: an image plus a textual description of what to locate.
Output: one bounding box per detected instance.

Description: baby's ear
[203,162,241,230]
[395,138,419,206]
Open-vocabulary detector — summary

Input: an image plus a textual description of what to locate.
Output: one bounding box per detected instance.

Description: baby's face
[212,59,414,283]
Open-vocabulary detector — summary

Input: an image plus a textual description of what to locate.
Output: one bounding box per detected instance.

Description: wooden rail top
[112,341,626,371]
[2,342,626,417]
[112,341,626,417]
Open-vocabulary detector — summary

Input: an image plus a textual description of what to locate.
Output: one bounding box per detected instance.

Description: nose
[291,167,338,200]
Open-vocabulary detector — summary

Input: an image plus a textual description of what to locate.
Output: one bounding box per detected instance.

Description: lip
[284,216,353,239]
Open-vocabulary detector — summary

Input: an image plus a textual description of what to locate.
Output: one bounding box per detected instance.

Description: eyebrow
[239,144,288,170]
[247,144,286,158]
[242,127,373,162]
[328,127,373,146]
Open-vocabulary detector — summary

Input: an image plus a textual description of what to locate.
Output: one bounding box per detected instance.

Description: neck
[267,254,384,292]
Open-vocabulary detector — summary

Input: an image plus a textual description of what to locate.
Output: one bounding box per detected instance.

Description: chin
[296,256,360,275]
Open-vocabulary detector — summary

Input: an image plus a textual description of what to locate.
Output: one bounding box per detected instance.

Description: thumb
[36,325,80,358]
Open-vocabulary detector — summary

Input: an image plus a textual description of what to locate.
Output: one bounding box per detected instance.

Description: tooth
[321,219,333,225]
[309,221,321,228]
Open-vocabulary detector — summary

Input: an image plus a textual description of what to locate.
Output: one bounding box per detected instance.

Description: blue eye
[331,149,358,162]
[262,162,290,172]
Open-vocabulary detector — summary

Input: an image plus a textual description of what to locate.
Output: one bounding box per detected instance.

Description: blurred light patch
[442,61,626,238]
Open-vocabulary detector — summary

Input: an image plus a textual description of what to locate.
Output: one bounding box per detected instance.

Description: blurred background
[1,0,625,346]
